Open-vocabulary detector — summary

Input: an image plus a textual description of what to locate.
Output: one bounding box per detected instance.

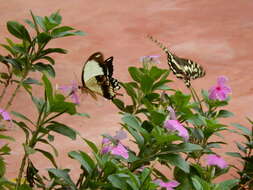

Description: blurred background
[1,0,253,181]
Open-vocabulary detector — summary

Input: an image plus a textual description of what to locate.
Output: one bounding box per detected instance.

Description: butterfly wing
[104,56,114,78]
[81,52,120,100]
[148,35,205,87]
[81,52,105,98]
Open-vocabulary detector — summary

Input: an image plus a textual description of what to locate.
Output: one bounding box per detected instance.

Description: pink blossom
[140,55,160,64]
[111,143,129,159]
[208,76,231,101]
[164,120,189,141]
[167,106,176,120]
[155,179,180,190]
[58,81,80,104]
[0,109,11,121]
[102,137,110,145]
[101,145,112,154]
[206,154,228,169]
[113,130,127,141]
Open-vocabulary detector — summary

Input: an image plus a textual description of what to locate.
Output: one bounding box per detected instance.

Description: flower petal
[111,143,129,159]
[217,76,228,85]
[113,130,127,141]
[0,109,11,121]
[164,120,189,141]
[167,106,176,120]
[206,154,228,169]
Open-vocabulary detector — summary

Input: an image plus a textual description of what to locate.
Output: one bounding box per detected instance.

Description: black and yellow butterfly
[80,52,121,100]
[148,35,205,87]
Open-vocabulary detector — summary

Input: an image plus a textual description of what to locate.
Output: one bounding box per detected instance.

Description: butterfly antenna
[147,35,173,56]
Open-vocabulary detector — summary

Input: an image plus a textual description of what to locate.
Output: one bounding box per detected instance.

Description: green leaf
[112,98,125,111]
[150,111,166,125]
[40,48,67,56]
[0,134,15,141]
[0,144,11,155]
[149,66,167,81]
[83,138,98,153]
[68,151,95,175]
[23,77,42,85]
[34,62,56,77]
[128,67,142,82]
[51,26,85,38]
[140,75,153,94]
[122,114,147,135]
[159,154,189,173]
[47,121,76,140]
[50,94,77,115]
[38,139,58,156]
[4,57,22,71]
[50,11,62,25]
[226,152,242,158]
[11,111,34,125]
[191,176,204,190]
[39,56,55,65]
[75,112,90,118]
[231,123,251,135]
[37,32,51,44]
[108,174,128,190]
[0,158,6,177]
[47,168,76,190]
[217,110,234,118]
[216,179,239,190]
[7,21,31,42]
[24,145,36,155]
[42,74,53,103]
[24,19,35,28]
[34,15,46,31]
[31,96,45,114]
[36,149,57,168]
[18,184,33,190]
[121,82,137,105]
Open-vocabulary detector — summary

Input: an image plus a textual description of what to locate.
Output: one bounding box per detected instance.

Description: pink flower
[167,106,176,120]
[155,179,180,190]
[0,109,11,121]
[140,55,160,64]
[164,120,189,141]
[208,76,231,101]
[58,81,80,104]
[111,143,129,159]
[206,154,228,169]
[101,145,112,154]
[113,130,127,141]
[102,137,110,145]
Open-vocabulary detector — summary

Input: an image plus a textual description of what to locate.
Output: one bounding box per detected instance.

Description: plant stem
[0,85,8,105]
[4,81,23,110]
[15,152,28,189]
[190,86,204,113]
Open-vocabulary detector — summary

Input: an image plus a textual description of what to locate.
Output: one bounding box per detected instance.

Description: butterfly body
[148,35,205,87]
[81,52,120,100]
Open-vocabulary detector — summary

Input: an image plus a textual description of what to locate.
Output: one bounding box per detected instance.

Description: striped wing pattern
[148,35,205,87]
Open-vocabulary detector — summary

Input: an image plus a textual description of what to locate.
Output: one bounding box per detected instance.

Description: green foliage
[0,10,250,190]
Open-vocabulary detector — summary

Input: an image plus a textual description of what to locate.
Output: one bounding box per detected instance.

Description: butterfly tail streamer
[147,35,173,57]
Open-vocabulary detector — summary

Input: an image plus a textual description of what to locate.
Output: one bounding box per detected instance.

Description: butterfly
[80,52,121,100]
[148,35,205,87]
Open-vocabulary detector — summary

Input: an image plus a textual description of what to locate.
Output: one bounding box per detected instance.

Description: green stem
[16,152,28,189]
[0,85,8,105]
[4,80,23,110]
[190,86,204,113]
